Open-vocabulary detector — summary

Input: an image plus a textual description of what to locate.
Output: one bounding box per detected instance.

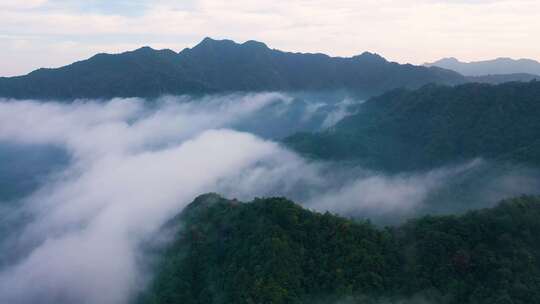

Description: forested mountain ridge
[140,194,540,304]
[285,81,540,171]
[0,38,466,100]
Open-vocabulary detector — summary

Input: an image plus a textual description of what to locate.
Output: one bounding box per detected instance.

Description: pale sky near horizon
[1,0,539,77]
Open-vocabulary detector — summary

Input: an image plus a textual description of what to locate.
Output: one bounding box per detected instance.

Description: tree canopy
[140,194,540,304]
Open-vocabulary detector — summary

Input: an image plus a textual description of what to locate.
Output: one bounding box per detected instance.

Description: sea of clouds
[0,93,537,304]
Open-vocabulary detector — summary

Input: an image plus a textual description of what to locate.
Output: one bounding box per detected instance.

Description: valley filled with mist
[2,82,540,304]
[1,32,540,304]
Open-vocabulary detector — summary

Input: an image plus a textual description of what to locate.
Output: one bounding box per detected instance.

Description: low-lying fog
[0,93,538,304]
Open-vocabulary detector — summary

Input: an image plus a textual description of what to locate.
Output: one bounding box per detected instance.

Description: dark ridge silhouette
[0,37,465,100]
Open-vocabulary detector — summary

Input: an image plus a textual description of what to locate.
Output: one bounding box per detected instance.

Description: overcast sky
[1,0,539,76]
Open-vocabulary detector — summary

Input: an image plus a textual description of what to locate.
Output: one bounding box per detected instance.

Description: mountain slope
[140,194,540,304]
[285,81,540,171]
[0,38,466,100]
[0,47,209,99]
[467,73,539,84]
[426,57,540,77]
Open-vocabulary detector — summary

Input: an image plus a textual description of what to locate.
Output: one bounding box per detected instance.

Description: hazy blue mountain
[426,57,540,76]
[0,38,466,100]
[285,81,540,171]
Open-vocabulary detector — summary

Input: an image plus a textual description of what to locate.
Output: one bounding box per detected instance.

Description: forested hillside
[140,194,540,304]
[286,81,540,171]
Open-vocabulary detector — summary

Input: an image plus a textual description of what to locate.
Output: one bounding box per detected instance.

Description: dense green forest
[140,194,540,304]
[286,81,540,171]
[0,38,464,100]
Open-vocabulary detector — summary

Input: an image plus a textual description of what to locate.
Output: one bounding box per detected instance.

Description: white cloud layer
[0,94,535,303]
[0,95,302,304]
[1,0,539,76]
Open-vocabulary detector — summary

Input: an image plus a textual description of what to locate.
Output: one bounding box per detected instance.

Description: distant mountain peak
[131,46,158,54]
[136,46,155,51]
[354,51,387,63]
[193,37,269,50]
[201,36,215,43]
[242,40,269,49]
[193,37,236,48]
[437,57,460,63]
[426,56,540,76]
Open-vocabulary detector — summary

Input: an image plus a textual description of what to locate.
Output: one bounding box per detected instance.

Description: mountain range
[425,57,540,77]
[0,38,466,100]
